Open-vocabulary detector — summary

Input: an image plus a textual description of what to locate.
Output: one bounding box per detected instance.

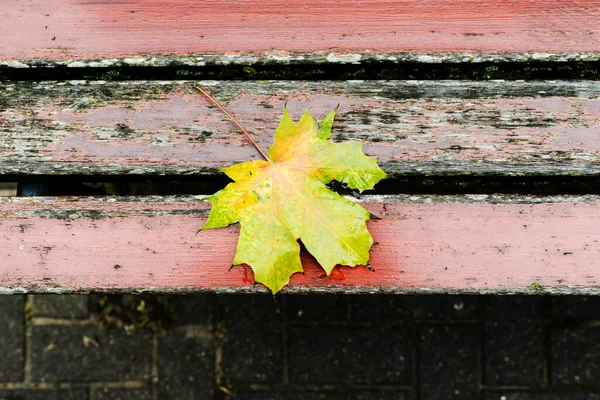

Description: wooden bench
[1,0,600,294]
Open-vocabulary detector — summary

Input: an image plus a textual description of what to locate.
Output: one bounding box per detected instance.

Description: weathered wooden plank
[1,0,600,64]
[1,195,598,294]
[2,80,600,176]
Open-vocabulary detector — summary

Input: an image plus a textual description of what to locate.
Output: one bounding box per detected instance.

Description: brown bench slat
[1,195,598,294]
[2,80,600,176]
[2,0,600,64]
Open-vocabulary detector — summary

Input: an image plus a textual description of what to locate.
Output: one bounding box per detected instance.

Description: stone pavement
[0,294,599,400]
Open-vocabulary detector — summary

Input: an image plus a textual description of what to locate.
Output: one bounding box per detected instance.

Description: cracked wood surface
[1,195,599,294]
[1,0,600,62]
[2,80,600,177]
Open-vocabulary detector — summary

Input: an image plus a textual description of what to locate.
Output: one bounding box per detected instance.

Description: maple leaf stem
[195,85,270,161]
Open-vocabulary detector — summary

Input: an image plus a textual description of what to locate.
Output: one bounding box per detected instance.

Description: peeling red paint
[19,91,600,170]
[1,197,599,292]
[329,267,346,281]
[2,0,600,60]
[241,265,254,285]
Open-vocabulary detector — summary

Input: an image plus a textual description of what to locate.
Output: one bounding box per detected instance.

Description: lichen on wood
[3,80,600,177]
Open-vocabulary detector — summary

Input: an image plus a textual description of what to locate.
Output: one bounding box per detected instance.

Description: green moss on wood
[530,282,545,294]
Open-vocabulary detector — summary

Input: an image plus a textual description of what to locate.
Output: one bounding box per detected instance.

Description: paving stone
[226,393,346,400]
[33,295,89,319]
[286,294,350,322]
[94,388,152,400]
[157,327,215,399]
[220,295,283,385]
[484,296,546,385]
[351,295,479,322]
[552,296,600,320]
[31,325,151,381]
[351,390,414,400]
[0,390,88,400]
[90,294,173,331]
[6,293,600,399]
[289,326,414,384]
[0,296,25,381]
[419,325,479,400]
[484,393,600,400]
[168,294,216,325]
[551,325,600,385]
[350,295,411,321]
[410,295,479,320]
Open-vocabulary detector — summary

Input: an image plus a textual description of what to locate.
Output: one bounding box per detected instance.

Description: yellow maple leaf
[201,107,387,293]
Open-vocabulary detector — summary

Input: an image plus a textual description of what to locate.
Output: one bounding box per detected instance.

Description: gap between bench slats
[2,80,600,177]
[1,195,598,294]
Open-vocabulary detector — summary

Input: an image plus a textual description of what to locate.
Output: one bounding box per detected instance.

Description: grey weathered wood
[2,80,600,176]
[4,53,600,69]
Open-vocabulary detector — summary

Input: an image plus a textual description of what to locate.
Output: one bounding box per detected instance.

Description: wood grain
[1,0,600,62]
[1,195,598,294]
[2,80,600,176]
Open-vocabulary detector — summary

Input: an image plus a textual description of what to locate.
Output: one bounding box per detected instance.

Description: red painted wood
[4,81,600,176]
[2,0,600,61]
[1,197,598,293]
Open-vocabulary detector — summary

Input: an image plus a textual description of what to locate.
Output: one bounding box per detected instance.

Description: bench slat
[2,0,600,64]
[2,80,600,176]
[1,195,598,294]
